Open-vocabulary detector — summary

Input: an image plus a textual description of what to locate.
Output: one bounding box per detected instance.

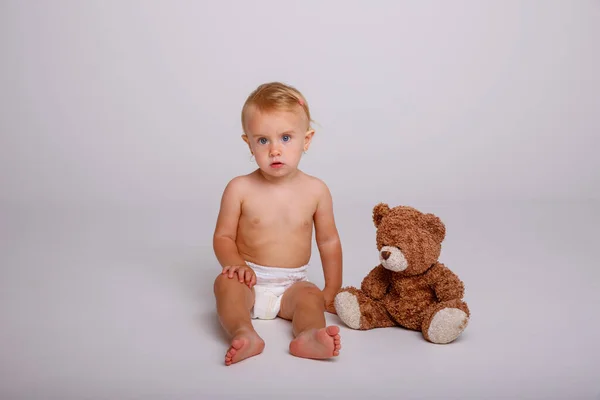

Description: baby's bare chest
[241,193,317,231]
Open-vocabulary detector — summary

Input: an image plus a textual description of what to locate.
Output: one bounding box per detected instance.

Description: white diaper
[246,261,309,320]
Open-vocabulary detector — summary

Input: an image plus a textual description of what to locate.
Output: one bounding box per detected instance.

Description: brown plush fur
[334,204,470,344]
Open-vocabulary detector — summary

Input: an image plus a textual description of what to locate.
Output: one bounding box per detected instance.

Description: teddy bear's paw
[334,291,361,329]
[426,308,468,344]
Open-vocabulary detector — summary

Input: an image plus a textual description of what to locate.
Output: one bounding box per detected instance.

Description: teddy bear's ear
[373,203,390,227]
[422,213,446,242]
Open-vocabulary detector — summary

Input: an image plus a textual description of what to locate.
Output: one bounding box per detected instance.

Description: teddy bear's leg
[334,287,396,330]
[421,299,470,344]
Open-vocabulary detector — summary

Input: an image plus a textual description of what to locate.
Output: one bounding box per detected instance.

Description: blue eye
[282,135,291,142]
[259,138,268,144]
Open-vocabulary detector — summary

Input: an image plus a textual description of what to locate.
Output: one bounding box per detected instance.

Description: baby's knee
[299,284,324,305]
[213,272,234,293]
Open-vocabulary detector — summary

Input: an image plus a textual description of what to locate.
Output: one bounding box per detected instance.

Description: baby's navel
[252,217,261,225]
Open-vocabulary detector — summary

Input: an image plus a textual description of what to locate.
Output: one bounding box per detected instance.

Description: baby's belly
[237,230,313,268]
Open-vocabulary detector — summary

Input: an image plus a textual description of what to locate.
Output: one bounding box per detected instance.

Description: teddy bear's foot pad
[334,292,361,329]
[427,308,468,344]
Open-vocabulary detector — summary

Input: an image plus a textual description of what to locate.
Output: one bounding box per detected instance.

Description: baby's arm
[213,178,255,288]
[313,181,343,314]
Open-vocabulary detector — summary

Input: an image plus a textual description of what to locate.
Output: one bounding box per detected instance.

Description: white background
[2,1,598,213]
[1,1,599,399]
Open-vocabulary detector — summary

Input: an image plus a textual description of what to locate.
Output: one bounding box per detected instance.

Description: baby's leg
[214,273,264,365]
[278,282,341,359]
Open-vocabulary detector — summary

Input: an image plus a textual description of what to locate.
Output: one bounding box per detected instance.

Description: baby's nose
[381,251,391,260]
[270,147,281,156]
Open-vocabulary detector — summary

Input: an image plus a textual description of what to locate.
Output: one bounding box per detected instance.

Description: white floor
[1,201,599,399]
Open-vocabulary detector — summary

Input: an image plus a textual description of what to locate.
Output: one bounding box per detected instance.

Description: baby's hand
[323,290,337,315]
[222,265,256,289]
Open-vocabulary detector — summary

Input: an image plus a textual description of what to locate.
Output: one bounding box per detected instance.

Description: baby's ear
[304,129,315,151]
[241,134,253,154]
[373,203,390,227]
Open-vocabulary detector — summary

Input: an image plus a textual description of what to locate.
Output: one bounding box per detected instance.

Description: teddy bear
[334,203,470,344]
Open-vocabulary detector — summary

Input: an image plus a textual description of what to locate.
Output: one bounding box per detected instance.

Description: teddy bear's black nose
[381,251,391,260]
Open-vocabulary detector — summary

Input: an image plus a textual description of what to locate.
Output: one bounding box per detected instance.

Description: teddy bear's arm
[428,263,465,301]
[360,265,392,300]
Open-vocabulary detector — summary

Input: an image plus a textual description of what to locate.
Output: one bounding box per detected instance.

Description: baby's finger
[250,274,256,288]
[228,266,238,278]
[238,269,246,283]
[222,266,229,274]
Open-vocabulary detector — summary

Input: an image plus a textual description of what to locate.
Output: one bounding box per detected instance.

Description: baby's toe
[326,326,340,336]
[225,347,237,364]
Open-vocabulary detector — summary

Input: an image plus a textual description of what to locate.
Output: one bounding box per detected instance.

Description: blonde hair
[241,82,313,134]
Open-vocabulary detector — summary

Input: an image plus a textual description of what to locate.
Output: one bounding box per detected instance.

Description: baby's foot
[289,326,341,360]
[224,329,265,366]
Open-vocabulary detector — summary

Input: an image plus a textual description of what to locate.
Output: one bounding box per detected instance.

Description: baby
[212,82,343,366]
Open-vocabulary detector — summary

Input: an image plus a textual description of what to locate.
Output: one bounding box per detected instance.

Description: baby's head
[241,82,314,178]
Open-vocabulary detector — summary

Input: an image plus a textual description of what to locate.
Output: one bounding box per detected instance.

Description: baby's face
[243,107,313,179]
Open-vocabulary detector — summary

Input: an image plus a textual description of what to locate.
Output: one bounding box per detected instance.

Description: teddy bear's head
[372,203,445,276]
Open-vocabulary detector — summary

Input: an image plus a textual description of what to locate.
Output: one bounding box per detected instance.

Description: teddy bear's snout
[380,245,409,272]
